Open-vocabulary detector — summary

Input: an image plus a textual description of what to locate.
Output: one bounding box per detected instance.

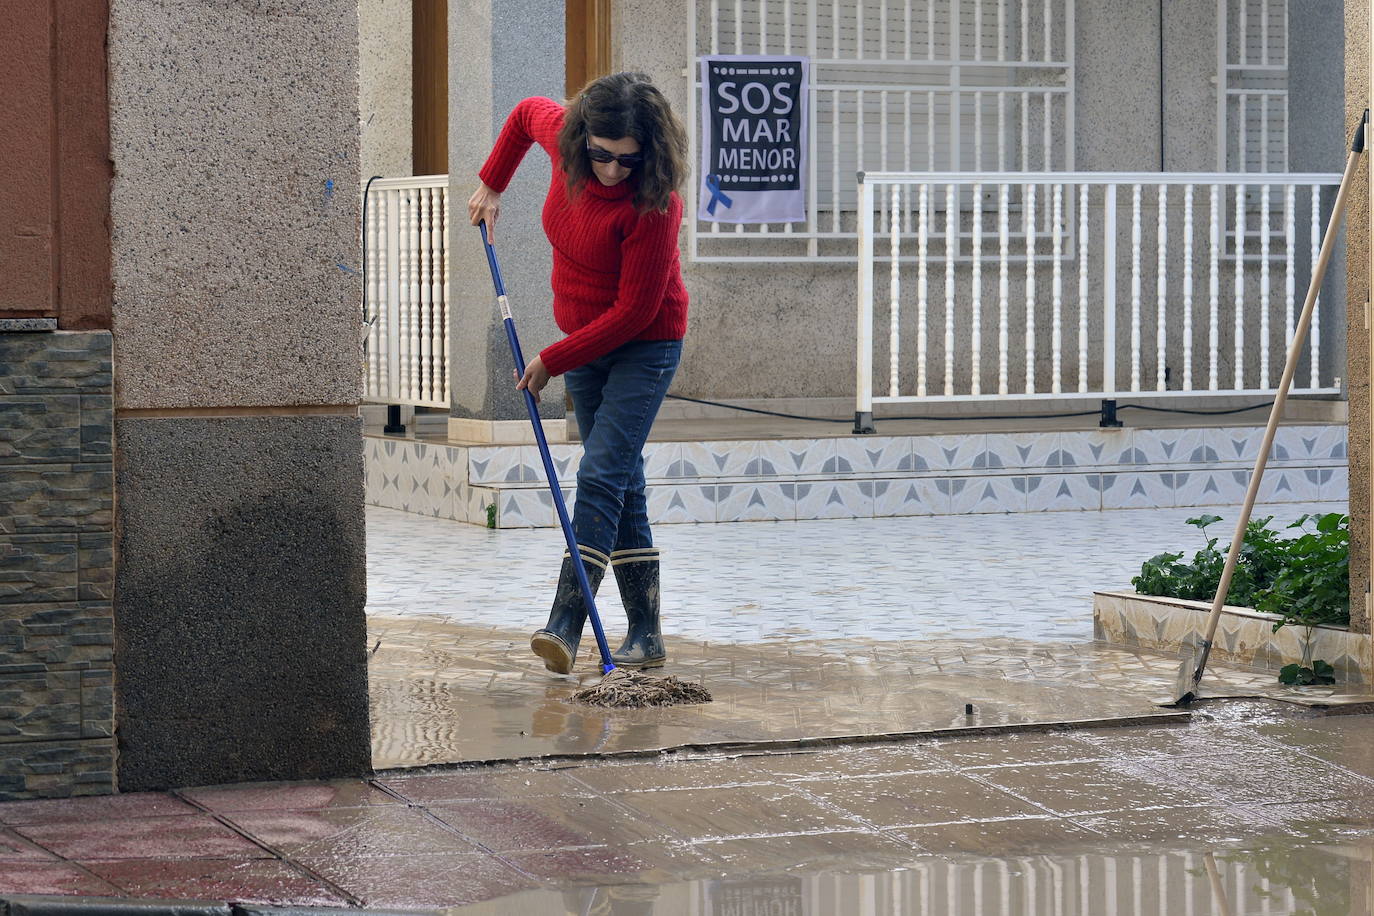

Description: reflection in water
[1203,853,1235,916]
[532,686,618,754]
[444,840,1374,915]
[560,884,662,915]
[1220,842,1357,916]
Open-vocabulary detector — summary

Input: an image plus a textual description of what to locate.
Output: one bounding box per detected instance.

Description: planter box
[1093,590,1373,684]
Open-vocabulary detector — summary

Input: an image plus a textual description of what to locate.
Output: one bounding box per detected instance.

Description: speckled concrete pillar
[107,1,371,790]
[447,0,567,431]
[361,0,412,180]
[1348,0,1370,635]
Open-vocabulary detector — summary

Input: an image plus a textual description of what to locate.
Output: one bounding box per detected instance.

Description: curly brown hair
[558,72,689,214]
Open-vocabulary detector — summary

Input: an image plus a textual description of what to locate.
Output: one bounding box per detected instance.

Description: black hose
[361,175,383,332]
[664,393,1281,424]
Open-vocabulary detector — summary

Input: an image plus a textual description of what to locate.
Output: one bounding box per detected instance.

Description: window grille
[688,0,1077,261]
[1217,0,1288,173]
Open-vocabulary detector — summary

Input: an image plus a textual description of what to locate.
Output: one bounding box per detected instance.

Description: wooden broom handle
[1199,142,1364,652]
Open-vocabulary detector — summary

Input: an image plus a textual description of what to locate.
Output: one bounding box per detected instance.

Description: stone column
[360,0,414,181]
[0,333,114,799]
[108,2,371,790]
[1348,0,1370,635]
[447,0,569,443]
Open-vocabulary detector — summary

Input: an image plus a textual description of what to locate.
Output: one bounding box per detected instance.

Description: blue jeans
[563,339,683,557]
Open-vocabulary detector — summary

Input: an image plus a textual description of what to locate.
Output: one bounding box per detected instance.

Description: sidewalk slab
[3,704,1374,912]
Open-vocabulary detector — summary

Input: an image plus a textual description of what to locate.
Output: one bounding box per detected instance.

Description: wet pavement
[366,499,1373,770]
[4,703,1374,912]
[367,616,1374,769]
[6,500,1371,912]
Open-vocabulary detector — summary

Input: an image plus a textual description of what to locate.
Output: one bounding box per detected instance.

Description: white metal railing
[688,0,1074,262]
[856,170,1342,419]
[363,175,449,408]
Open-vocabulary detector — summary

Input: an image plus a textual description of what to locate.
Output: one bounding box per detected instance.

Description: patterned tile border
[1093,590,1372,684]
[365,424,1349,529]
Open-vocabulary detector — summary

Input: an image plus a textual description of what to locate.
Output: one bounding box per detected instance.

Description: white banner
[698,56,808,224]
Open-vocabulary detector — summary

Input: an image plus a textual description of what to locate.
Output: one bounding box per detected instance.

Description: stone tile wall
[0,332,115,799]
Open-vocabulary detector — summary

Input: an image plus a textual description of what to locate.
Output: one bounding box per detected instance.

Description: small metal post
[384,404,406,435]
[1099,399,1123,428]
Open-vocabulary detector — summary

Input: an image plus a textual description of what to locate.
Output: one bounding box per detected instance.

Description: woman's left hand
[515,356,551,403]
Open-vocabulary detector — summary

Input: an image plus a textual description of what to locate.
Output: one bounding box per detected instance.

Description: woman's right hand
[468,183,502,243]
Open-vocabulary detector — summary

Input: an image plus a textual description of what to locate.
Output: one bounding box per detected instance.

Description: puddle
[438,837,1374,914]
[368,621,1190,769]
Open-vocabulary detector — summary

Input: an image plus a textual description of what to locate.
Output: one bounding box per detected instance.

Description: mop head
[571,667,712,708]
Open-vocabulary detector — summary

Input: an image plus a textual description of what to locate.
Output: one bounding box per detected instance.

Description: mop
[478,223,712,709]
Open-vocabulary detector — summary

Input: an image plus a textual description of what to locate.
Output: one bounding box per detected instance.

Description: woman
[467,72,690,676]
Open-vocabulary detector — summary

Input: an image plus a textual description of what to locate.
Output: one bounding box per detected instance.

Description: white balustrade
[1182,184,1194,390]
[1155,186,1167,391]
[363,176,450,409]
[944,183,956,396]
[1051,182,1063,395]
[1077,184,1088,392]
[916,183,928,397]
[1023,183,1036,394]
[888,186,900,398]
[998,183,1009,395]
[855,171,1341,417]
[1310,185,1321,388]
[1130,183,1142,392]
[970,182,983,397]
[1233,184,1245,390]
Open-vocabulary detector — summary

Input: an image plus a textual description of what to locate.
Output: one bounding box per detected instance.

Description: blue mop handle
[478,222,616,675]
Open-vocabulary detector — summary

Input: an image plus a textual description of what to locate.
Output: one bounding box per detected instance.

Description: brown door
[413,0,448,175]
[0,1,111,328]
[566,0,612,97]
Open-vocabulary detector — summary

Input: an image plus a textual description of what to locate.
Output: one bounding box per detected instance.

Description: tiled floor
[366,500,1348,643]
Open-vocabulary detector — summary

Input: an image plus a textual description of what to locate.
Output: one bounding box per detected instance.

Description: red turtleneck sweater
[478,96,689,377]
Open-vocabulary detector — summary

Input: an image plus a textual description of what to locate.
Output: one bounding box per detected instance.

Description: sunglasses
[586,143,644,169]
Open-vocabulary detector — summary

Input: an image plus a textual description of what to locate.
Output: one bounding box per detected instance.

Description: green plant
[485,502,497,529]
[1251,513,1350,631]
[1132,514,1250,604]
[1132,512,1349,631]
[1278,659,1336,686]
[1132,512,1350,685]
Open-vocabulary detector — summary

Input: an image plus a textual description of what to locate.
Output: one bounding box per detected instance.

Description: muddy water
[367,619,1195,769]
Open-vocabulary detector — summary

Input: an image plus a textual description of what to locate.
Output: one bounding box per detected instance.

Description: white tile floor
[366,501,1347,645]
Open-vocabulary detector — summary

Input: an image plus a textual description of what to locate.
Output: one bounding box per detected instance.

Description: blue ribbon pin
[704,174,734,215]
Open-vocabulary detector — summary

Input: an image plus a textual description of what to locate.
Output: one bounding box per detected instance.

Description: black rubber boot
[530,545,609,675]
[610,547,666,669]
